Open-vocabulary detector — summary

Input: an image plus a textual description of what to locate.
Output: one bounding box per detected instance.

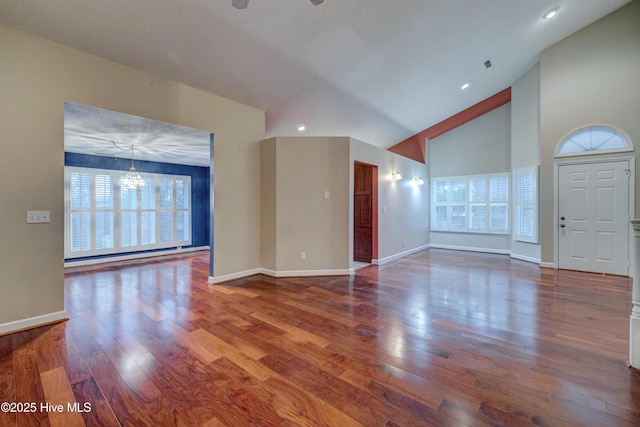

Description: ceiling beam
[388,87,512,163]
[387,133,426,164]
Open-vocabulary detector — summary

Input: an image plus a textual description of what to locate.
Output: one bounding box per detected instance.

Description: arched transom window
[555,126,633,157]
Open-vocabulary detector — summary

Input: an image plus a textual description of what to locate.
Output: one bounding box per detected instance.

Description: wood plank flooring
[2,249,640,426]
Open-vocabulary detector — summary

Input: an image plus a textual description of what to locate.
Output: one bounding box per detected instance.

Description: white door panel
[558,161,629,275]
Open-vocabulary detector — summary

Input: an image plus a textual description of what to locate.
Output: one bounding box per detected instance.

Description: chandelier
[114,142,145,190]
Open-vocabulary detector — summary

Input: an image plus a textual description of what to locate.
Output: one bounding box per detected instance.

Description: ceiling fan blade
[310,0,324,4]
[232,0,249,9]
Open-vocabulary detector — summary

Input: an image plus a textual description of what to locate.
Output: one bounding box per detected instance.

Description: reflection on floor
[1,249,639,426]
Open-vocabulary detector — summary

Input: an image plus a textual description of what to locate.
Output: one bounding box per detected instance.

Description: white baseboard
[209,267,352,284]
[429,244,510,256]
[208,268,262,284]
[539,262,555,269]
[207,245,548,285]
[375,245,430,265]
[509,253,542,264]
[261,268,352,278]
[65,246,210,268]
[0,310,68,336]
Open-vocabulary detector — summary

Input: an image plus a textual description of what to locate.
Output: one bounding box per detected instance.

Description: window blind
[513,167,538,243]
[65,167,191,259]
[431,173,509,233]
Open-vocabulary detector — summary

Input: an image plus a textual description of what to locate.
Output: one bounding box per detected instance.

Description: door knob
[560,224,565,228]
[560,216,565,221]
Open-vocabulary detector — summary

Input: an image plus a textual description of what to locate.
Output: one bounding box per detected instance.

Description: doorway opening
[63,102,213,269]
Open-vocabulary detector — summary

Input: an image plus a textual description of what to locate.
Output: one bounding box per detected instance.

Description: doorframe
[553,156,635,275]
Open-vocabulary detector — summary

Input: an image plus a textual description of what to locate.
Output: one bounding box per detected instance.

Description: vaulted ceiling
[0,0,631,165]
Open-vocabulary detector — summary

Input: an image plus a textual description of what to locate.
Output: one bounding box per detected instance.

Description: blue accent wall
[65,152,210,251]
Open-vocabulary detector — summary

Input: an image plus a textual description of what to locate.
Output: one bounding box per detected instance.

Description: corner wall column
[630,220,640,368]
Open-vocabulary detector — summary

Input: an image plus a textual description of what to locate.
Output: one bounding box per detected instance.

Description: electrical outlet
[300,252,306,260]
[403,238,406,246]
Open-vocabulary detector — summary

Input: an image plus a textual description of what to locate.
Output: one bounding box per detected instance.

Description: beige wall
[539,1,640,264]
[261,136,351,272]
[260,138,278,271]
[0,25,264,329]
[429,104,511,178]
[261,136,429,273]
[350,138,429,261]
[511,63,540,170]
[427,103,512,252]
[511,63,541,261]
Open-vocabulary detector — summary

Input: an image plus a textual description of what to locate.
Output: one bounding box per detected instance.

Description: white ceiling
[64,102,212,167]
[0,0,632,166]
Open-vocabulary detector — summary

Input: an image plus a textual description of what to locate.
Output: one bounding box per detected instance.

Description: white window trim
[65,166,191,259]
[512,166,539,243]
[431,172,510,234]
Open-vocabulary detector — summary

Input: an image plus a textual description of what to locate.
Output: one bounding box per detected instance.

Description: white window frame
[554,125,633,158]
[513,166,539,243]
[431,173,510,234]
[65,166,191,259]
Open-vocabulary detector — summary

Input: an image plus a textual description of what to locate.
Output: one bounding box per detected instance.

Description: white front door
[558,160,630,275]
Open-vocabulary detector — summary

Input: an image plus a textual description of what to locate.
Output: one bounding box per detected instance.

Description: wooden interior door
[354,162,373,262]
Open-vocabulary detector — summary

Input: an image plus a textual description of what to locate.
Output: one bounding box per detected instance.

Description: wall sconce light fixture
[391,171,403,181]
[414,177,424,186]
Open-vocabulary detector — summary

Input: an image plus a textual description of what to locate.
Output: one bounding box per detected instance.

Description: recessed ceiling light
[543,7,559,20]
[297,125,306,132]
[460,83,470,90]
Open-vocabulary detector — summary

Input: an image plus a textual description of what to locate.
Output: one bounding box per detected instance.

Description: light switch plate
[27,210,50,223]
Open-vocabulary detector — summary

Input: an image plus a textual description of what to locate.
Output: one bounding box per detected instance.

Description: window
[513,166,538,243]
[65,167,191,259]
[555,126,632,157]
[431,173,509,233]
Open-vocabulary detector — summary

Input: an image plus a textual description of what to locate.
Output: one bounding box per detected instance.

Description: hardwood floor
[2,249,640,426]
